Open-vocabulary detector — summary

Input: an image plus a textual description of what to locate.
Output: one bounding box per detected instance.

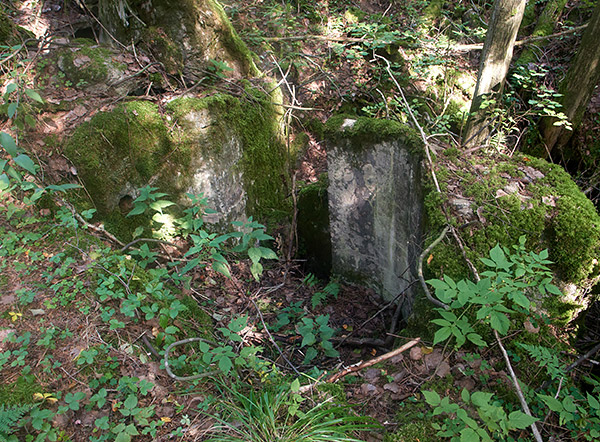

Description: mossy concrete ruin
[64,91,288,240]
[423,152,600,321]
[324,116,424,314]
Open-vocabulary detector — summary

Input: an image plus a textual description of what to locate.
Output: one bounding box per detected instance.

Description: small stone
[30,309,45,316]
[360,383,378,396]
[390,353,404,364]
[435,361,451,378]
[409,346,423,361]
[383,382,400,393]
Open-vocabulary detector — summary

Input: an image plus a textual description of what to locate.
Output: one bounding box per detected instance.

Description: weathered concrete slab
[326,117,423,314]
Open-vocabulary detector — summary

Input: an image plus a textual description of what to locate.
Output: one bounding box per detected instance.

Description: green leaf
[218,356,233,375]
[46,183,80,192]
[467,333,487,347]
[212,260,231,278]
[459,427,480,442]
[290,378,300,392]
[7,102,17,118]
[127,204,146,217]
[479,257,496,268]
[123,394,138,410]
[539,394,563,412]
[587,392,600,410]
[545,284,561,295]
[510,292,530,309]
[507,411,538,429]
[0,132,18,156]
[150,199,174,211]
[14,154,37,174]
[301,332,316,347]
[258,246,278,260]
[433,327,452,345]
[0,173,9,190]
[489,244,506,265]
[461,388,470,403]
[5,83,17,94]
[488,311,510,335]
[114,432,131,442]
[422,390,441,406]
[24,88,44,103]
[248,247,261,264]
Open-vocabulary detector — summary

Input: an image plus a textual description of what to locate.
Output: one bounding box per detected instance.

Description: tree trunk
[540,2,600,155]
[463,0,528,148]
[516,0,568,66]
[94,0,257,81]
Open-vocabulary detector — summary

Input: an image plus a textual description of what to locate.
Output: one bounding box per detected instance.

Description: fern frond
[0,403,32,438]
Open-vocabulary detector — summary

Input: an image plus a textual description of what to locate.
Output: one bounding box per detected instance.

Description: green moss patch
[324,115,423,155]
[424,152,600,289]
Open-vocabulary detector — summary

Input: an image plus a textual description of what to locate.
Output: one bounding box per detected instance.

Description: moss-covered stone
[423,152,600,312]
[65,90,288,240]
[324,115,423,157]
[54,38,127,90]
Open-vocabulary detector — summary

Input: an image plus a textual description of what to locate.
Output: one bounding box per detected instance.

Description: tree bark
[463,0,528,148]
[516,0,568,66]
[94,0,257,80]
[540,2,600,155]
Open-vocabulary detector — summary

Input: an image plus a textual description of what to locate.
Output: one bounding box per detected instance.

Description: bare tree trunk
[540,2,600,155]
[463,0,528,148]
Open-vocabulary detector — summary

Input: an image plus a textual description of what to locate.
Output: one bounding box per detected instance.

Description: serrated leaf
[467,333,487,347]
[25,88,44,103]
[301,332,316,347]
[248,247,261,264]
[218,356,233,375]
[433,327,452,345]
[507,411,538,429]
[511,292,530,309]
[14,154,37,174]
[489,311,510,335]
[539,394,563,412]
[0,132,18,156]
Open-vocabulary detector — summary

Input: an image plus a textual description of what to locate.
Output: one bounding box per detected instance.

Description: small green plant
[0,403,33,441]
[423,389,538,441]
[297,314,339,364]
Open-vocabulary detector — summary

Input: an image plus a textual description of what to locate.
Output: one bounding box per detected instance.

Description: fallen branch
[326,338,421,383]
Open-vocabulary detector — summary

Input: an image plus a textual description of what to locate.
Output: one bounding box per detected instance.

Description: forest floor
[1,0,599,441]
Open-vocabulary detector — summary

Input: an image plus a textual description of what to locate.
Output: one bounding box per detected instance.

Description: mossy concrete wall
[325,116,424,314]
[64,92,287,239]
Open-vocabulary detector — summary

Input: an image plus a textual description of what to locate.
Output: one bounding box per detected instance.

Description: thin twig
[119,237,182,253]
[417,226,451,310]
[250,298,301,376]
[494,330,544,442]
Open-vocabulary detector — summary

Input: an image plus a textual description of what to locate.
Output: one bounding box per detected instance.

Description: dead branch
[417,226,451,310]
[326,338,421,383]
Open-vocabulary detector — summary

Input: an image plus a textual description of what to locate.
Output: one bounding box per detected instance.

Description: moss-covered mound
[425,152,600,288]
[64,90,288,240]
